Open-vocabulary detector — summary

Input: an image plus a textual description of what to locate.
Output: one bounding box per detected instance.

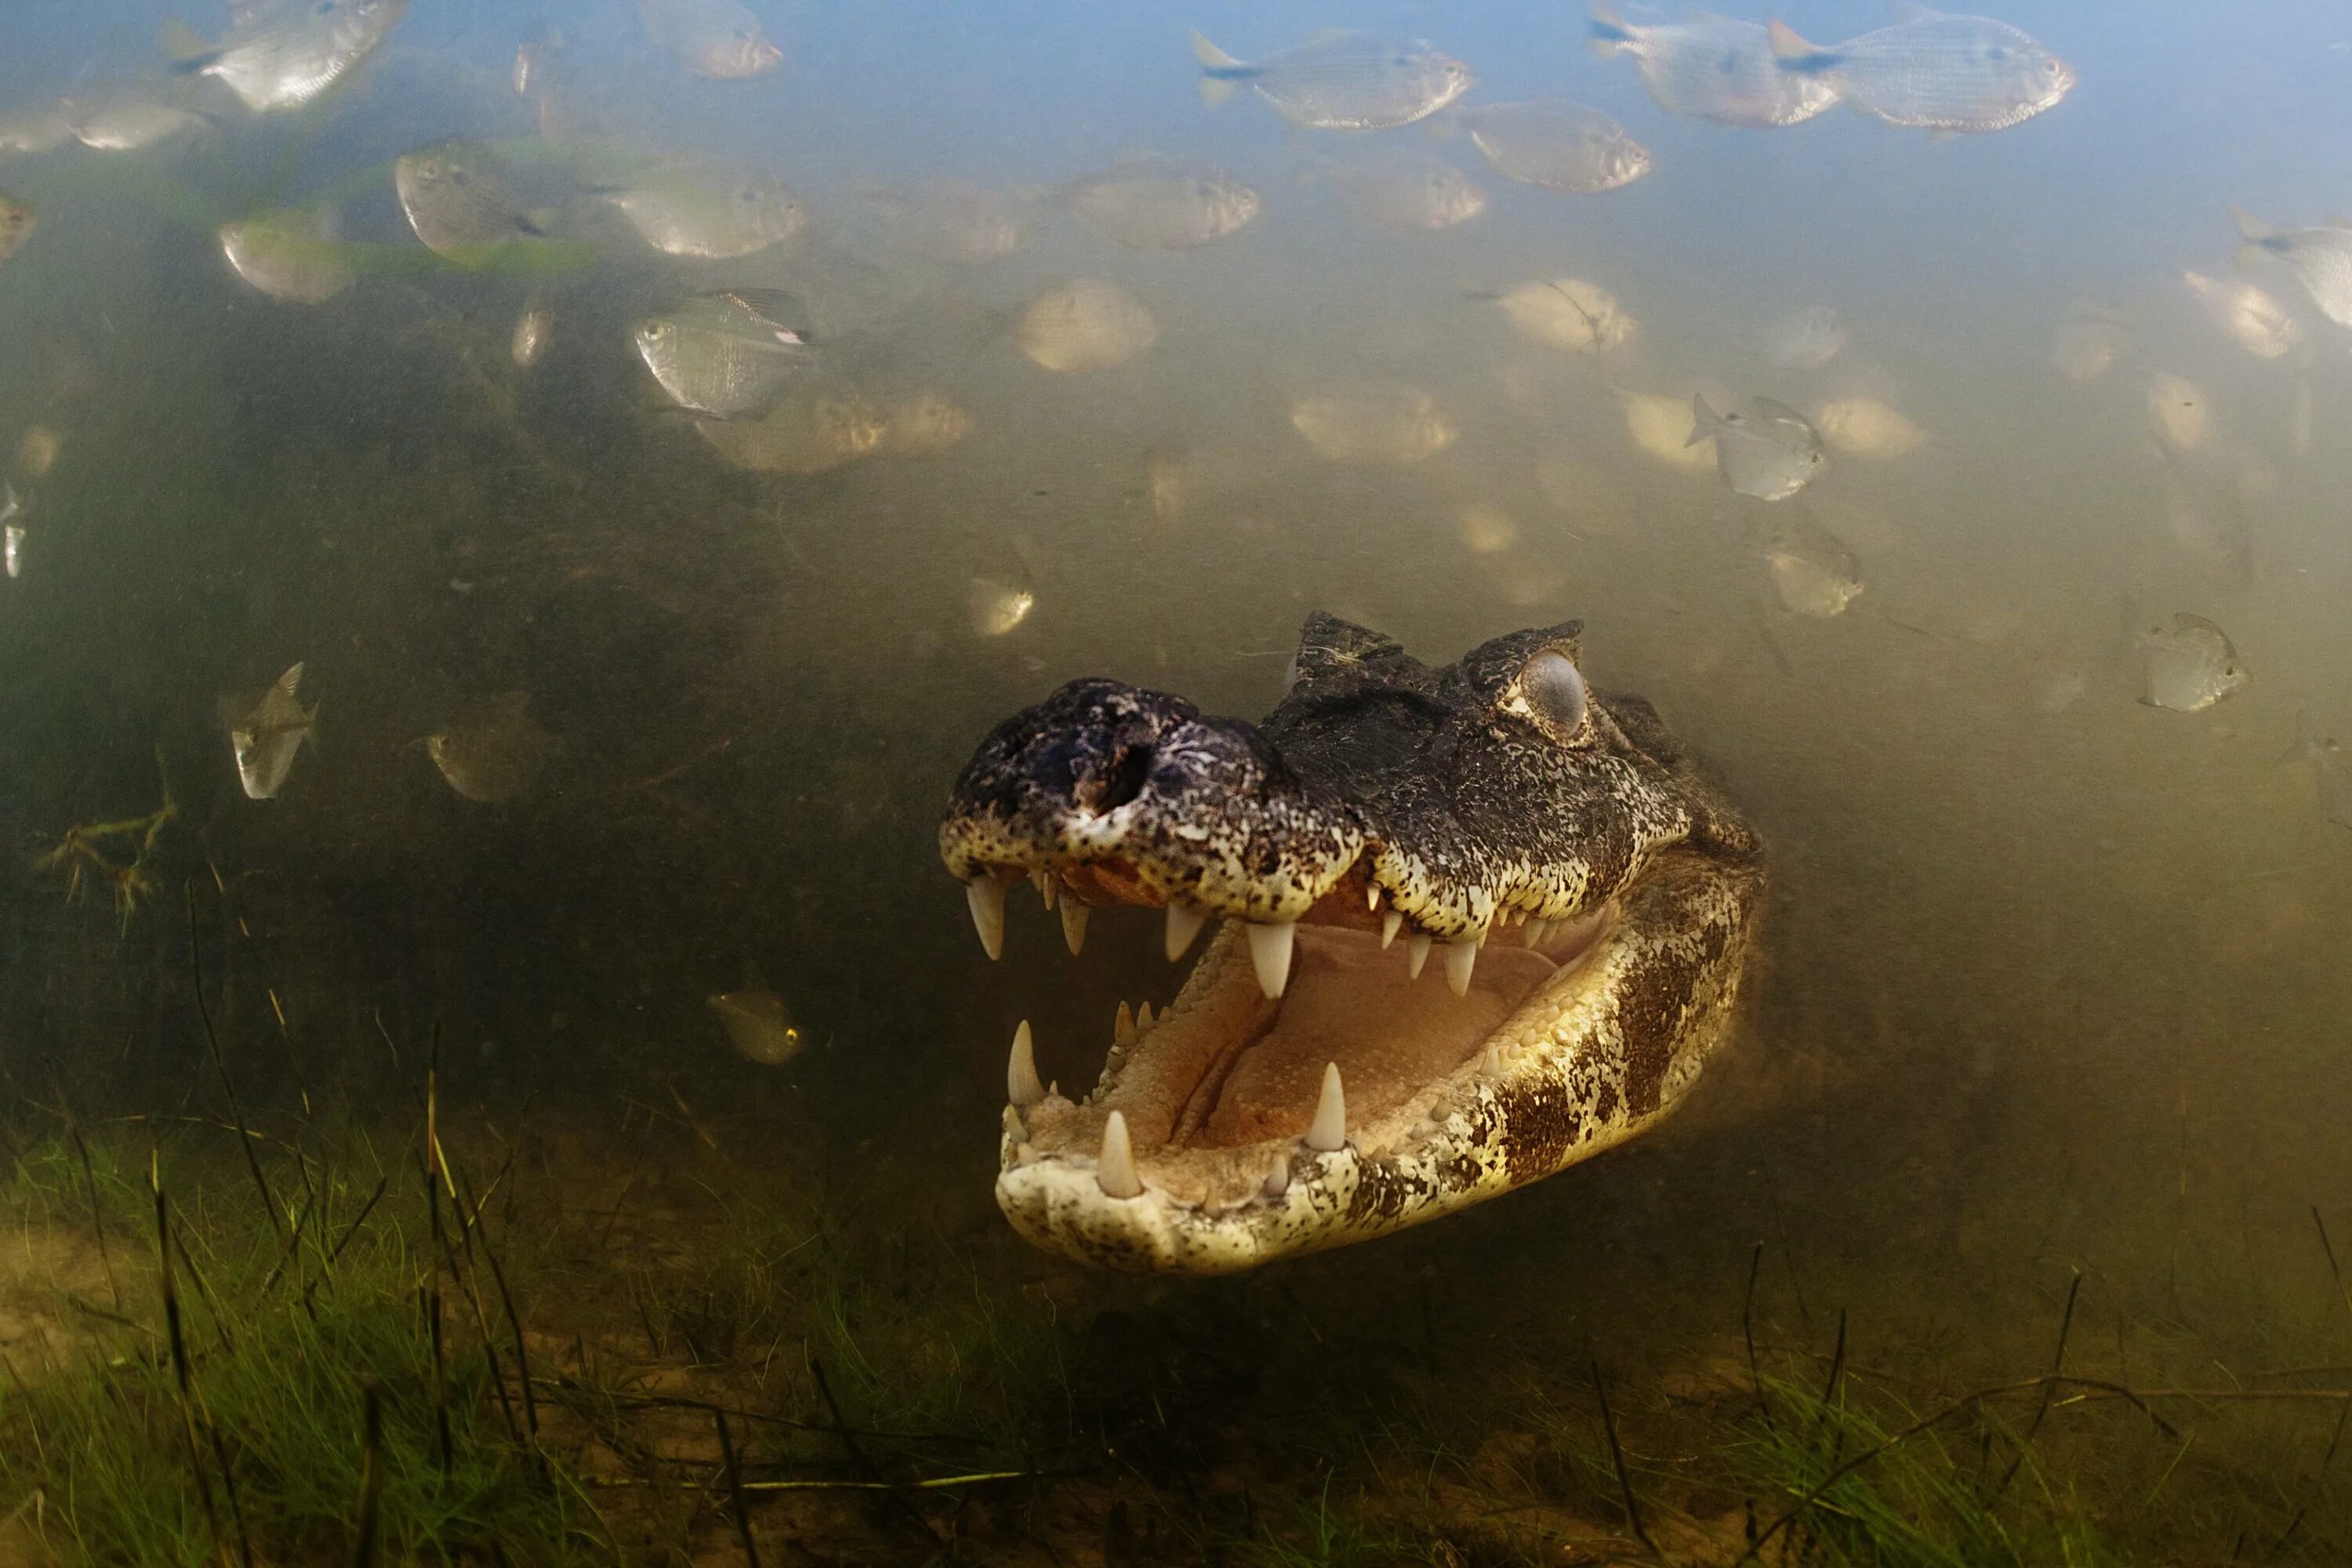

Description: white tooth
[1164,902,1207,962]
[1033,869,1056,909]
[966,877,1006,960]
[1137,1001,1155,1029]
[1007,1021,1044,1109]
[1059,897,1089,956]
[1367,883,1381,912]
[1247,920,1295,1000]
[1115,1001,1136,1046]
[1446,938,1480,997]
[1098,1111,1142,1199]
[1305,1062,1346,1152]
[1380,910,1403,949]
[1526,919,1552,949]
[1262,1159,1290,1198]
[1406,933,1431,979]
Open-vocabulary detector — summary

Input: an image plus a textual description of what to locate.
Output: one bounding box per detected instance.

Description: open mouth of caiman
[940,615,1763,1275]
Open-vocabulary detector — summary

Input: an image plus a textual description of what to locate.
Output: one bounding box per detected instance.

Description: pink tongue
[1195,927,1554,1148]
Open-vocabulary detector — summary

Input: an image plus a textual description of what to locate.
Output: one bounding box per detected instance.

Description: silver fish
[637,0,782,79]
[171,0,408,113]
[1,485,20,579]
[634,288,813,418]
[1192,30,1472,130]
[394,139,546,267]
[1690,394,1826,501]
[2231,209,2352,328]
[970,579,1036,637]
[2182,270,2301,359]
[1588,2,1836,129]
[511,301,552,368]
[1762,305,1847,370]
[1454,100,1650,194]
[2051,307,2127,381]
[1319,146,1486,231]
[218,207,353,303]
[1766,13,2075,135]
[708,989,804,1065]
[2158,445,2254,589]
[229,661,318,800]
[2138,613,2246,713]
[1758,514,1863,618]
[426,691,557,804]
[846,180,1029,263]
[0,192,32,270]
[595,159,804,260]
[1061,159,1261,250]
[1015,279,1159,372]
[1291,381,1457,465]
[2279,713,2352,832]
[61,91,208,151]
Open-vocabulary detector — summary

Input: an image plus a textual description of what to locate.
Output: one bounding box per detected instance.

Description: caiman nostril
[1079,744,1153,814]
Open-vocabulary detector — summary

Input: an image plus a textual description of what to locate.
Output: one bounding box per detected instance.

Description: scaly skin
[942,614,1763,1274]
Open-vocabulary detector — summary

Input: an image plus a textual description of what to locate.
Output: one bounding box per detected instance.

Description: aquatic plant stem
[185,884,283,1241]
[1588,1352,1655,1557]
[154,1153,234,1568]
[1999,1269,2082,1493]
[715,1408,762,1567]
[353,1377,384,1568]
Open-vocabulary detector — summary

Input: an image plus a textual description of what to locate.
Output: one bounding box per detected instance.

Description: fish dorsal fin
[275,661,305,699]
[1686,393,1722,444]
[2228,205,2276,243]
[1685,9,1737,24]
[1190,30,1243,68]
[1766,20,1823,61]
[1751,396,1813,425]
[1892,2,1946,22]
[2172,611,2227,638]
[158,16,211,64]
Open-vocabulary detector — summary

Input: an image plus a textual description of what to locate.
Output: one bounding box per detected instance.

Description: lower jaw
[995,848,1762,1275]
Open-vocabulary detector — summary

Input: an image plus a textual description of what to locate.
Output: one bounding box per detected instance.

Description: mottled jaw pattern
[940,615,1764,1275]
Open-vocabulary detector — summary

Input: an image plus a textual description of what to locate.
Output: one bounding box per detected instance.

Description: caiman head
[938,614,1764,1275]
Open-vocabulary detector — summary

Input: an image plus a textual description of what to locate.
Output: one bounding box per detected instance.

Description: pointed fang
[1406,933,1431,979]
[1305,1062,1345,1152]
[1007,1021,1044,1108]
[1380,909,1403,949]
[1247,920,1296,1000]
[1115,1000,1136,1046]
[1138,1001,1155,1029]
[966,877,1006,960]
[1098,1111,1142,1199]
[1445,938,1479,997]
[1165,902,1207,962]
[1033,869,1055,909]
[1060,897,1089,956]
[1367,883,1381,912]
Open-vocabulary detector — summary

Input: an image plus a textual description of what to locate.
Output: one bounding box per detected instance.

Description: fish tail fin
[1192,31,1243,104]
[1588,1,1633,56]
[1766,20,1829,68]
[1686,394,1722,445]
[304,703,322,753]
[2229,205,2276,243]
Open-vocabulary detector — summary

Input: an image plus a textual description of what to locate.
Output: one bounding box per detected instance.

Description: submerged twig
[2000,1270,2082,1492]
[1588,1352,1655,1557]
[715,1409,762,1568]
[153,1155,232,1568]
[185,884,283,1240]
[1744,1240,1773,1429]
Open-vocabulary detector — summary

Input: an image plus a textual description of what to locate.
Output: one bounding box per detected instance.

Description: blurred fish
[882,390,975,456]
[2182,270,2300,359]
[1060,159,1260,250]
[427,691,556,804]
[1490,278,1635,353]
[846,179,1028,263]
[1619,389,1716,473]
[1690,394,1826,500]
[2158,444,2254,587]
[511,300,551,368]
[1016,278,1158,372]
[635,288,814,419]
[394,139,546,266]
[638,0,782,79]
[708,989,804,1065]
[1454,100,1650,194]
[698,384,886,474]
[2,521,20,580]
[165,0,408,112]
[2051,309,2126,381]
[228,662,318,800]
[0,193,32,270]
[1758,514,1863,618]
[1317,146,1486,231]
[1588,2,1836,129]
[218,207,352,303]
[1766,13,2075,134]
[0,106,72,154]
[1763,305,1846,370]
[1147,447,1187,528]
[971,578,1036,637]
[2230,209,2352,328]
[1290,381,1457,465]
[1456,503,1517,555]
[512,36,547,96]
[2147,372,2209,454]
[1814,396,1924,458]
[2278,713,2352,831]
[16,426,59,480]
[1191,30,1472,129]
[592,159,804,260]
[62,92,208,151]
[2139,614,2245,713]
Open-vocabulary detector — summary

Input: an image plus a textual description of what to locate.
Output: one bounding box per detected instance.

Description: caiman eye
[1521,649,1588,735]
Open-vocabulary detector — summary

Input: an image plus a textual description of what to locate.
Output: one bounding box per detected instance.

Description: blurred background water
[1,0,2350,1468]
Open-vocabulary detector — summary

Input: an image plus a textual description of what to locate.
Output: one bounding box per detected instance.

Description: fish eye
[1519,649,1588,737]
